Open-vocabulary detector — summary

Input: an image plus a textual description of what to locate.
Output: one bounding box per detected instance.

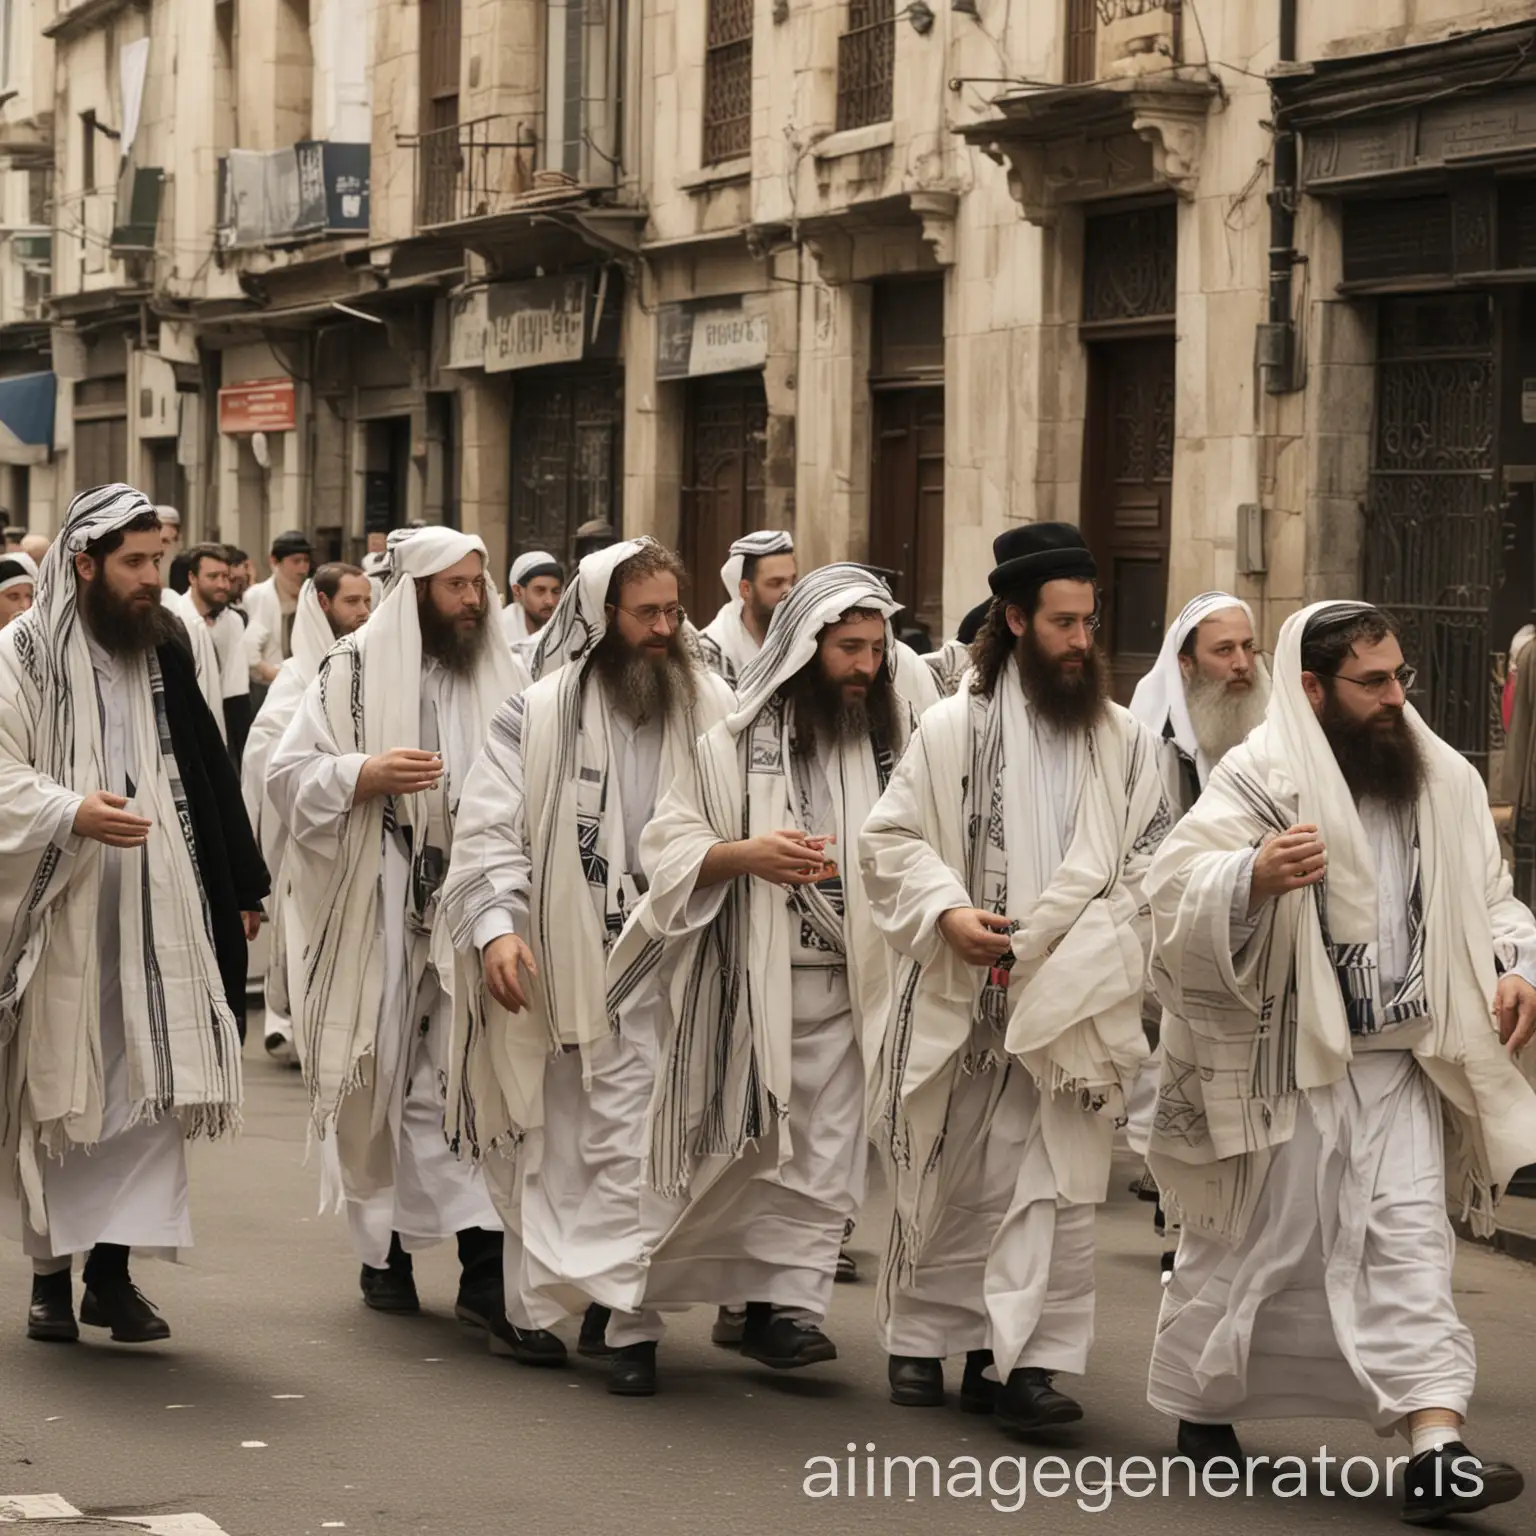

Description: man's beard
[784,659,899,749]
[79,577,175,656]
[418,595,490,675]
[1318,694,1426,806]
[1016,625,1106,732]
[199,590,229,618]
[589,625,697,723]
[1185,661,1271,766]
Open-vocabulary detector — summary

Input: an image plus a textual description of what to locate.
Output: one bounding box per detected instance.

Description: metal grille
[836,0,894,132]
[1065,0,1098,84]
[1083,203,1177,322]
[704,0,753,164]
[414,116,538,229]
[1365,294,1499,773]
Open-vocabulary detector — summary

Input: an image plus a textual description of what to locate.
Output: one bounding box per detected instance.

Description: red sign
[218,377,296,434]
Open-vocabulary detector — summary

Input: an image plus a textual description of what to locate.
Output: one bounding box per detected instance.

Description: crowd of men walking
[2,484,1535,1526]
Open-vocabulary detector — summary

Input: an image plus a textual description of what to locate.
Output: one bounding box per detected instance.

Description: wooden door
[1083,337,1175,703]
[418,0,462,225]
[680,372,767,600]
[870,385,945,638]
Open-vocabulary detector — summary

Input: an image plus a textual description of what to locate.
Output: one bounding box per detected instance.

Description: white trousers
[884,1061,1096,1378]
[1148,1050,1474,1430]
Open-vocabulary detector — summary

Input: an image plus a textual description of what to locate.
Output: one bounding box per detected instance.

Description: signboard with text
[485,276,589,373]
[655,300,768,380]
[218,377,296,434]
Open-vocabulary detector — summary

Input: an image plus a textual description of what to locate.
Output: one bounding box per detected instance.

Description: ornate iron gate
[1364,294,1499,774]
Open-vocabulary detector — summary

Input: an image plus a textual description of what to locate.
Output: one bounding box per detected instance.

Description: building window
[703,0,753,165]
[836,0,894,132]
[1065,0,1097,85]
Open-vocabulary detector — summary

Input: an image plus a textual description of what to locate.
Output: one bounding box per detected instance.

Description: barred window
[703,0,754,165]
[835,0,894,132]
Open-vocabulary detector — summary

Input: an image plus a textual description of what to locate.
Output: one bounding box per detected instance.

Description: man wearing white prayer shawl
[173,543,254,760]
[242,565,372,1067]
[923,598,989,700]
[600,563,918,1387]
[0,552,36,629]
[441,538,734,1392]
[0,486,267,1347]
[500,551,563,668]
[859,521,1169,1432]
[1123,592,1270,1266]
[696,529,796,685]
[268,528,534,1348]
[1144,601,1536,1523]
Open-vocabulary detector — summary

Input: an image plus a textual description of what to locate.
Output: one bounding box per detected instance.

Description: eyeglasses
[1328,664,1417,696]
[612,602,686,632]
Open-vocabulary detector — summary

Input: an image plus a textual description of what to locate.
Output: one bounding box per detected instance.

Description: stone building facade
[2,0,1534,765]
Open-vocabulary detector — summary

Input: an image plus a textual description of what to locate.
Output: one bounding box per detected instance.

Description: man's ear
[1005,603,1027,639]
[1300,670,1326,713]
[1178,652,1195,682]
[73,551,94,584]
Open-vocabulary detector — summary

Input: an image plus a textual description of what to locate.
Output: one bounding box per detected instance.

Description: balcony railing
[836,0,895,132]
[413,116,539,231]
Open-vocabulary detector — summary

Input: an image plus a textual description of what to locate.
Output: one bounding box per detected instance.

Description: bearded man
[0,552,36,629]
[242,564,373,1067]
[0,487,266,1345]
[1145,601,1536,1522]
[695,531,797,685]
[592,566,916,1390]
[500,551,563,665]
[1124,593,1271,1265]
[173,542,253,759]
[442,539,733,1391]
[268,531,534,1343]
[859,522,1168,1431]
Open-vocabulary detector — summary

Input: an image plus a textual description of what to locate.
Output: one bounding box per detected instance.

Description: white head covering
[509,549,562,590]
[502,550,563,645]
[528,536,649,681]
[718,528,793,600]
[288,578,339,682]
[152,503,181,529]
[729,562,900,734]
[1129,590,1255,787]
[0,551,38,593]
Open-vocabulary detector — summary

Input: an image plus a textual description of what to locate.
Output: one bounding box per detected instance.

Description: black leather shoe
[79,1278,170,1343]
[711,1306,746,1347]
[609,1341,658,1396]
[1401,1442,1524,1525]
[960,1349,999,1414]
[835,1247,859,1283]
[995,1367,1083,1432]
[740,1305,838,1370]
[487,1322,568,1367]
[27,1271,78,1343]
[453,1282,506,1332]
[888,1355,944,1406]
[1176,1420,1244,1472]
[578,1302,614,1358]
[360,1263,419,1313]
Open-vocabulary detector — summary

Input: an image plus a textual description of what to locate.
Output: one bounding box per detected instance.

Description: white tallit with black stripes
[696,529,793,686]
[607,564,914,1197]
[440,538,733,1157]
[0,485,241,1231]
[283,529,526,1139]
[1147,599,1536,1243]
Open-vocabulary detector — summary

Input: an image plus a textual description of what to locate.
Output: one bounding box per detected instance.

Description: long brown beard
[418,593,490,675]
[783,658,898,750]
[79,577,177,656]
[1318,694,1426,806]
[588,624,697,723]
[1016,624,1106,732]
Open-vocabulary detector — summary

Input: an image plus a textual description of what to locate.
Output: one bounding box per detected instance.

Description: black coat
[156,636,270,1040]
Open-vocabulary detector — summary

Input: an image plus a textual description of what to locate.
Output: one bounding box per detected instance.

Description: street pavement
[3,1017,1535,1536]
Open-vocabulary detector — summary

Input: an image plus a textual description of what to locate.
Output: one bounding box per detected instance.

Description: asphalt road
[3,1019,1534,1536]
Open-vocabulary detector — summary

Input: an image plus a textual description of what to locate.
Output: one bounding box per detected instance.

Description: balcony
[217,142,370,252]
[411,115,542,231]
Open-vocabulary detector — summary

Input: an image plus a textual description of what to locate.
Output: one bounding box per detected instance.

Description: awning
[0,371,55,465]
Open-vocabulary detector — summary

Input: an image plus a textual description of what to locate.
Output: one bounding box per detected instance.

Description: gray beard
[598,648,695,725]
[1185,659,1271,766]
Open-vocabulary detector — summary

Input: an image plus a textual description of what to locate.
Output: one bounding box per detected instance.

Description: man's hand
[1494,974,1536,1055]
[72,791,152,849]
[354,749,443,803]
[484,934,538,1014]
[1249,823,1327,912]
[938,907,1015,967]
[242,910,263,943]
[255,662,279,686]
[700,829,832,888]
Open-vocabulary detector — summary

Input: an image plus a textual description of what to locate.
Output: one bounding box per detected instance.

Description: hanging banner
[655,299,768,380]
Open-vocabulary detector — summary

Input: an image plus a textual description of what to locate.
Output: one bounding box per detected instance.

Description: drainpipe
[1262,0,1299,393]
